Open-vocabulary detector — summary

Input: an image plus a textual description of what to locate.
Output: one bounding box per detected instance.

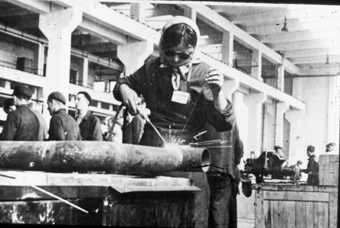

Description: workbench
[254,182,338,228]
[0,171,199,226]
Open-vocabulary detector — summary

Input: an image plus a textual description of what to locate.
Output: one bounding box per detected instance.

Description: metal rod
[145,118,167,145]
[0,173,88,214]
[29,185,88,214]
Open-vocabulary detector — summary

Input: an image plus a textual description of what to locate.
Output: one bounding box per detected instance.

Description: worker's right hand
[119,84,140,115]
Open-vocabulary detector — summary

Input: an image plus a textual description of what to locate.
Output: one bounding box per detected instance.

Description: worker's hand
[206,67,228,111]
[136,105,151,122]
[205,67,224,97]
[119,84,140,115]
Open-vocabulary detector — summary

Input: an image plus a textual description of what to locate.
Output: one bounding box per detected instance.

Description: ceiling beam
[245,16,340,35]
[299,65,340,76]
[230,5,339,24]
[258,29,340,44]
[289,55,340,65]
[179,3,300,75]
[5,0,60,14]
[269,38,340,52]
[79,17,130,45]
[284,48,340,58]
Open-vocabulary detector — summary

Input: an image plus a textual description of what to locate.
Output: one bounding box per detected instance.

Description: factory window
[70,69,77,85]
[101,102,110,110]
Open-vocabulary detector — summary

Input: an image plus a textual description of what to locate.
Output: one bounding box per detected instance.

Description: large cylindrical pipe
[0,141,210,173]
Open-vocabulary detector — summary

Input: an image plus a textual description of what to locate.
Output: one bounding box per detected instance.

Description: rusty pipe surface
[0,141,210,173]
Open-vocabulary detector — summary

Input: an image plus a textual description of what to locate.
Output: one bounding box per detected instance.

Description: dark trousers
[207,175,238,228]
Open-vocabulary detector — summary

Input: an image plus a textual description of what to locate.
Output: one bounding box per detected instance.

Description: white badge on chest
[171,90,190,104]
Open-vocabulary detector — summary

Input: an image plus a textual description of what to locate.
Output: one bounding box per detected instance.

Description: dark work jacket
[48,109,81,141]
[307,154,318,174]
[202,121,244,181]
[306,154,319,185]
[77,111,103,141]
[113,57,235,136]
[1,105,41,141]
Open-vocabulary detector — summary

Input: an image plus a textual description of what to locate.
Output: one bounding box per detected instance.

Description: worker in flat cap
[75,91,102,141]
[47,91,81,141]
[1,85,44,141]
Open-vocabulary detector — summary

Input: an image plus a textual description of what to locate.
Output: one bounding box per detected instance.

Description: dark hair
[161,23,197,50]
[326,142,336,147]
[307,145,315,152]
[3,98,15,112]
[77,91,92,106]
[274,145,282,151]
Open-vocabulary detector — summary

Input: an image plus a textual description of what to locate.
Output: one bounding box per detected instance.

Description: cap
[77,91,92,106]
[48,91,66,105]
[12,85,32,99]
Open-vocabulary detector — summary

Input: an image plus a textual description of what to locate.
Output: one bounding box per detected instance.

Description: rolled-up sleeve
[203,99,235,132]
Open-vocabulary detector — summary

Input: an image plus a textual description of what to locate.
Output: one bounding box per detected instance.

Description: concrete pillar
[292,77,303,99]
[223,79,239,101]
[275,102,289,147]
[277,64,285,91]
[251,49,262,81]
[263,103,276,151]
[244,93,267,153]
[117,41,153,76]
[81,57,89,87]
[327,76,340,144]
[285,109,305,163]
[131,3,146,23]
[37,43,45,76]
[39,8,82,102]
[183,7,197,21]
[221,31,233,66]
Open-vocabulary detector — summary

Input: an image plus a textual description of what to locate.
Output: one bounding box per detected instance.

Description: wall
[290,76,330,166]
[0,39,36,70]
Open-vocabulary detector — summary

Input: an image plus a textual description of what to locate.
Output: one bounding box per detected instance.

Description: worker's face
[307,150,311,157]
[326,145,334,152]
[75,93,89,111]
[13,96,19,106]
[163,42,195,67]
[47,100,55,116]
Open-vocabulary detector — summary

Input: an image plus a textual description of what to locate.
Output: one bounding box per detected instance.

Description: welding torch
[136,104,167,145]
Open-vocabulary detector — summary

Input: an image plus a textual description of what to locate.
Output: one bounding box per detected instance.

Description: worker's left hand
[205,67,224,96]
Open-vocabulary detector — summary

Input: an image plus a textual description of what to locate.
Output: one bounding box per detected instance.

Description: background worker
[75,91,103,141]
[289,160,303,182]
[202,122,244,228]
[1,85,42,141]
[47,91,81,141]
[305,145,319,185]
[3,98,16,114]
[325,142,336,153]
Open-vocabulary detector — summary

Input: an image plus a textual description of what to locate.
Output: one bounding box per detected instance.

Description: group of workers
[0,16,243,228]
[245,143,337,185]
[1,87,102,142]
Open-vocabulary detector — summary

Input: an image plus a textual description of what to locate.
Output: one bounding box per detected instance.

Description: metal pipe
[0,141,210,173]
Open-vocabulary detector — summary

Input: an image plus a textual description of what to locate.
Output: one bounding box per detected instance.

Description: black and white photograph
[0,1,339,227]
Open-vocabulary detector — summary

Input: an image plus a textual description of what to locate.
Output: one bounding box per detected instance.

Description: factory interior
[0,1,339,227]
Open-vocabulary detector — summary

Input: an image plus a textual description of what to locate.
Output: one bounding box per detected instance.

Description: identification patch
[171,91,190,104]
